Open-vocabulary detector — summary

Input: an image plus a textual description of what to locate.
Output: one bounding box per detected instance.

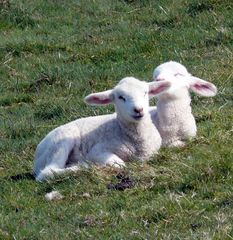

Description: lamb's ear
[84,90,114,105]
[148,81,171,97]
[189,77,217,97]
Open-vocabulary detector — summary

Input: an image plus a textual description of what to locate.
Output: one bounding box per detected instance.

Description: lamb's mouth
[132,114,144,120]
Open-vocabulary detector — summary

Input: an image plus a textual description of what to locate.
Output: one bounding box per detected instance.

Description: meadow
[0,0,233,239]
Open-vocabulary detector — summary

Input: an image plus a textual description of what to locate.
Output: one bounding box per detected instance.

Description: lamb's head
[153,61,217,100]
[84,77,171,123]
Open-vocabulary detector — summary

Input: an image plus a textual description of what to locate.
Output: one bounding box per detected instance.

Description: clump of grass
[28,72,58,92]
[4,42,74,57]
[0,3,36,29]
[0,94,33,107]
[0,0,10,9]
[34,104,64,120]
[3,119,35,140]
[187,2,214,17]
[27,69,68,93]
[153,15,181,29]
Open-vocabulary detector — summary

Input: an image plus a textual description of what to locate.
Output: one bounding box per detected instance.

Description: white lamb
[150,61,217,147]
[33,77,171,181]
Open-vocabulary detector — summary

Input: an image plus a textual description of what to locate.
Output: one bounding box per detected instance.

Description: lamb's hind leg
[35,139,77,182]
[36,165,80,182]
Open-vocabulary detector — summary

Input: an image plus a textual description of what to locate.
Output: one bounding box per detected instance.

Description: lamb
[150,61,217,147]
[33,77,171,181]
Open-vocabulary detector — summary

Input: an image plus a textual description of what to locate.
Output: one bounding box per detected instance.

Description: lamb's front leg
[103,153,126,168]
[87,145,126,168]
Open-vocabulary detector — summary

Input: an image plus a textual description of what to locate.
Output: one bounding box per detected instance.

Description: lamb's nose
[134,107,143,114]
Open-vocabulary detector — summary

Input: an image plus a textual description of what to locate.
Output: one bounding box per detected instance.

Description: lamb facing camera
[150,61,217,147]
[33,77,171,181]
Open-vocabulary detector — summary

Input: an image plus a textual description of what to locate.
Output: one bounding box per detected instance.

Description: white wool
[82,192,91,198]
[45,191,63,201]
[151,61,217,147]
[33,77,171,181]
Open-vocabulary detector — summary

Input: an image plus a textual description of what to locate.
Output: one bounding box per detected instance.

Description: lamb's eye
[174,73,182,77]
[118,95,126,101]
[156,78,164,82]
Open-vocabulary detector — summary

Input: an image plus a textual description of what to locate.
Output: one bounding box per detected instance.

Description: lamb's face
[113,77,150,123]
[153,61,217,99]
[153,61,190,100]
[84,76,171,122]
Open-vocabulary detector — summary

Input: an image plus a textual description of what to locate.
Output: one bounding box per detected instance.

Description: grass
[0,0,233,239]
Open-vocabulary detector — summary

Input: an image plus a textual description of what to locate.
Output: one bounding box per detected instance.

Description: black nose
[134,107,143,114]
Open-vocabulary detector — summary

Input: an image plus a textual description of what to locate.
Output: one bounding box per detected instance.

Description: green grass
[0,0,233,239]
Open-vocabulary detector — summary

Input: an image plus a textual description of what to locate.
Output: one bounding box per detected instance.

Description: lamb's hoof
[167,140,186,148]
[35,169,54,182]
[107,159,126,168]
[111,162,125,168]
[35,174,46,182]
[67,166,80,172]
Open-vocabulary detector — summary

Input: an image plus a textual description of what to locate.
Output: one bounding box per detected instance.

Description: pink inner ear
[150,84,168,95]
[193,83,211,90]
[88,96,111,104]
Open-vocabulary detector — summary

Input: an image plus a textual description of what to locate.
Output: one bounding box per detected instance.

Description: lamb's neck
[157,95,192,120]
[117,115,152,141]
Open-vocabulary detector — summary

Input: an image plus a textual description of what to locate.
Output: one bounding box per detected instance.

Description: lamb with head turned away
[150,61,217,147]
[34,77,171,181]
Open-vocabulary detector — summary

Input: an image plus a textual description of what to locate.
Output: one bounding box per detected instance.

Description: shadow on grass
[9,172,35,181]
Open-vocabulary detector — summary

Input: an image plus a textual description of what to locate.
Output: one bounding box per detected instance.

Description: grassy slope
[0,0,232,239]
